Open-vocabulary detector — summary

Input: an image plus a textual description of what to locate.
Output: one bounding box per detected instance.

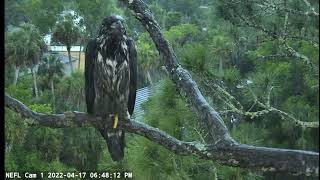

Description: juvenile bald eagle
[85,15,137,161]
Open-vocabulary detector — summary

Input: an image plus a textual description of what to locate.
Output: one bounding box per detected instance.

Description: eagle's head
[99,15,126,37]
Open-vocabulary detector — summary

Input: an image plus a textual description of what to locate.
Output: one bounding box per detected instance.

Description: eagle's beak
[114,21,124,33]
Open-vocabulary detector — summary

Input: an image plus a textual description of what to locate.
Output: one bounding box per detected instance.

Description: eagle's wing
[85,39,97,114]
[127,38,137,116]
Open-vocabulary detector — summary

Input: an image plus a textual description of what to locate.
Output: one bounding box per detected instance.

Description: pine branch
[302,0,319,17]
[257,1,319,18]
[200,77,319,128]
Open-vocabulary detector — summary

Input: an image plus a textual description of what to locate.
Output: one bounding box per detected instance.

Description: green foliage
[59,128,103,170]
[15,0,64,34]
[282,96,318,124]
[126,79,211,179]
[137,33,160,70]
[37,54,64,96]
[216,163,264,180]
[135,32,162,86]
[298,41,319,64]
[52,14,81,48]
[247,40,280,60]
[29,104,53,113]
[6,146,76,171]
[156,0,201,19]
[5,108,28,152]
[231,122,269,146]
[5,23,45,68]
[245,61,291,100]
[5,19,45,96]
[164,24,200,48]
[180,43,207,71]
[5,0,26,28]
[210,33,236,58]
[24,128,62,162]
[6,84,33,106]
[55,71,85,112]
[38,55,64,82]
[165,11,184,28]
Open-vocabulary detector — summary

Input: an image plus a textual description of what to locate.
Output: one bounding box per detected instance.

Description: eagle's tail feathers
[98,128,125,162]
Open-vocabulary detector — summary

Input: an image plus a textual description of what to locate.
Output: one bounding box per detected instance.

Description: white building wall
[49,46,84,52]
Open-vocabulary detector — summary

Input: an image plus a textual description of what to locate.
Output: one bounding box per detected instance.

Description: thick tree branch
[5,94,319,177]
[5,94,96,128]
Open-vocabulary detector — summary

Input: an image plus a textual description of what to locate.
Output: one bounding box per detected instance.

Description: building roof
[133,86,153,120]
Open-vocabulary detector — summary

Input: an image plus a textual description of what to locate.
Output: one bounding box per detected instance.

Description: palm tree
[22,23,47,99]
[5,27,29,85]
[38,54,64,99]
[210,35,235,76]
[52,14,81,73]
[5,23,46,96]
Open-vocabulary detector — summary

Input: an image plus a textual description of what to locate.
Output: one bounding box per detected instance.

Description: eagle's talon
[113,113,119,129]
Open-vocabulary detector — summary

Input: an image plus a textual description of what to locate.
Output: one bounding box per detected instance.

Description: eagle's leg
[113,113,119,129]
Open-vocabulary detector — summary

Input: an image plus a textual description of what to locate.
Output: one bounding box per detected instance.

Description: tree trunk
[13,65,20,86]
[31,67,39,99]
[146,71,153,85]
[78,44,82,69]
[219,59,224,76]
[50,79,56,111]
[162,11,166,29]
[50,79,55,99]
[67,46,74,73]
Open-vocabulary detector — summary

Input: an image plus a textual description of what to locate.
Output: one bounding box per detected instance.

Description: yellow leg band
[113,113,119,129]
